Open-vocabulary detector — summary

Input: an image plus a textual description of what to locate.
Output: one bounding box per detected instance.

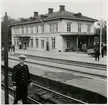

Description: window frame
[41,25,44,33]
[22,27,24,34]
[26,26,28,34]
[30,26,33,33]
[52,37,56,48]
[50,23,58,33]
[41,40,44,48]
[78,24,82,32]
[67,23,71,32]
[87,24,91,33]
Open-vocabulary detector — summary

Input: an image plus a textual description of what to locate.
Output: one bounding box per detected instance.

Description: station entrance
[18,36,30,49]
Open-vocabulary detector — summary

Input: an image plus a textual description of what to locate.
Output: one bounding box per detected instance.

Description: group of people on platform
[19,44,27,50]
[9,44,15,52]
[9,43,27,52]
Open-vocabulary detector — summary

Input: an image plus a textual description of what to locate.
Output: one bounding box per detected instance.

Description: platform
[1,90,21,104]
[1,55,107,98]
[11,49,107,65]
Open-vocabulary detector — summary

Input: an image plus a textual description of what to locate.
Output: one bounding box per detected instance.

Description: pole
[100,20,102,54]
[3,12,9,104]
[100,0,102,54]
[77,35,78,54]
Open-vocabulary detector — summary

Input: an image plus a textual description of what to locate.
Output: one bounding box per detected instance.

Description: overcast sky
[1,0,107,21]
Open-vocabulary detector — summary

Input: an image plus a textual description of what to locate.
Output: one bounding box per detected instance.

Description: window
[87,24,91,33]
[22,27,24,34]
[41,25,44,33]
[55,24,58,32]
[14,39,16,46]
[31,38,33,47]
[67,23,71,32]
[17,27,19,34]
[26,27,28,33]
[50,23,58,32]
[41,40,44,48]
[52,38,56,48]
[36,39,39,48]
[78,24,81,32]
[35,26,38,33]
[67,39,70,48]
[30,26,33,33]
[50,24,53,32]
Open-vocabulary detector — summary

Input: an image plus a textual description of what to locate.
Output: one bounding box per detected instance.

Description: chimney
[59,5,65,11]
[34,12,38,17]
[48,8,53,14]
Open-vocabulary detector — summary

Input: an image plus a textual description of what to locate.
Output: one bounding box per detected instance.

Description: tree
[1,16,20,46]
[95,20,107,44]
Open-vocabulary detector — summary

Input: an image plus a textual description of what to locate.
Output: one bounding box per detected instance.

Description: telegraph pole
[100,0,102,54]
[100,20,102,54]
[3,12,9,104]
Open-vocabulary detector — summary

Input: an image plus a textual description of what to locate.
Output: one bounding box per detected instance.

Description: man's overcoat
[12,64,31,100]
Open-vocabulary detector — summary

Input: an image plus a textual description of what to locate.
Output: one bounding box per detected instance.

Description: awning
[16,35,31,38]
[60,32,94,36]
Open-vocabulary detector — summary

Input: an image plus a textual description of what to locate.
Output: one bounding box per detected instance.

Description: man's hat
[18,55,26,59]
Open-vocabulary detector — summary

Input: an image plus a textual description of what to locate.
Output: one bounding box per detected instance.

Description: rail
[11,53,106,70]
[1,71,87,104]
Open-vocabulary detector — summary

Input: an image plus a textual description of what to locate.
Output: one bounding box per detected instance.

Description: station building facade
[11,5,97,52]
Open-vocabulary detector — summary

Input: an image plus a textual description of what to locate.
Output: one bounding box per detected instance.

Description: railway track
[11,53,106,70]
[1,83,41,104]
[1,71,87,104]
[9,57,107,79]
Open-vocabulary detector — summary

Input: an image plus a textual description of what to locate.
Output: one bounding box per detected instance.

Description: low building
[11,5,97,52]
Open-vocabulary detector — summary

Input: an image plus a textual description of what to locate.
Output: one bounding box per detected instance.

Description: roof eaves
[43,16,98,22]
[62,17,98,22]
[11,15,98,26]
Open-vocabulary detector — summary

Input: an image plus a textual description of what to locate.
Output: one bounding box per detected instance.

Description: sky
[0,0,107,21]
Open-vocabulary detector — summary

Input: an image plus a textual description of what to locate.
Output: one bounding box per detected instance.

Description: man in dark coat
[94,48,100,61]
[101,44,104,57]
[12,55,33,104]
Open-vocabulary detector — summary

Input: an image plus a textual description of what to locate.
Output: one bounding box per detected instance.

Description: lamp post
[3,12,9,104]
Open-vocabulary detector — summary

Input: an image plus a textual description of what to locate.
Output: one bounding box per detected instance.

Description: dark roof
[11,10,98,26]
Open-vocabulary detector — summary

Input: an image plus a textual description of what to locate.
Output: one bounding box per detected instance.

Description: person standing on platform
[94,48,100,61]
[12,45,15,52]
[12,55,33,104]
[101,44,104,57]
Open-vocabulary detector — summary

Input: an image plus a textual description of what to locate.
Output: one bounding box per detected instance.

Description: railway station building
[11,5,97,52]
